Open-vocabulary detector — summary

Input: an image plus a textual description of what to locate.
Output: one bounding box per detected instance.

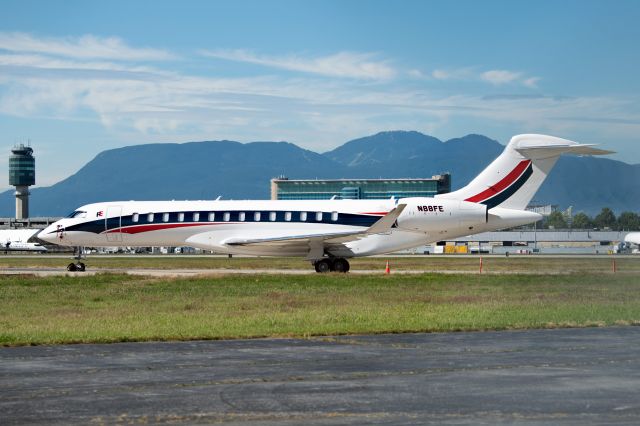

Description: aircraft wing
[224,204,406,246]
[224,230,368,246]
[188,204,406,258]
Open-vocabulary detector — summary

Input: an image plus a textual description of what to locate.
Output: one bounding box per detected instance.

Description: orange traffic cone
[385,260,390,274]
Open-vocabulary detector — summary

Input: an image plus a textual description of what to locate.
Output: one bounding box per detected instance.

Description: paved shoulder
[2,327,640,424]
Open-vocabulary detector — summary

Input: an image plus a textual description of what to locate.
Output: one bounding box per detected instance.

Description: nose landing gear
[67,262,85,272]
[67,247,86,272]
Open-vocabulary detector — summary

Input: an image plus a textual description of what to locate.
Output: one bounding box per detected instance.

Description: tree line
[544,208,640,231]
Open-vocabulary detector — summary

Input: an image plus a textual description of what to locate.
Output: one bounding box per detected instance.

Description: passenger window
[331,211,338,221]
[316,211,323,221]
[162,213,169,222]
[147,213,154,222]
[178,213,184,222]
[223,212,230,222]
[254,212,261,221]
[285,212,292,221]
[300,212,307,221]
[239,212,245,222]
[132,213,139,223]
[208,212,215,221]
[269,212,276,221]
[193,212,200,222]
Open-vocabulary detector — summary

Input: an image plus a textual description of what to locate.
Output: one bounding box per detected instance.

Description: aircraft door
[105,206,123,243]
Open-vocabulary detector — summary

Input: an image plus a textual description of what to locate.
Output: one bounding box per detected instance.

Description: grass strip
[1,272,639,346]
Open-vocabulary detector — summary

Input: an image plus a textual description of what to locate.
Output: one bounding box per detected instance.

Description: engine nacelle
[396,198,487,233]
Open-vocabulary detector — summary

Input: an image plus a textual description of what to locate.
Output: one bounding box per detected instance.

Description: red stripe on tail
[465,160,532,203]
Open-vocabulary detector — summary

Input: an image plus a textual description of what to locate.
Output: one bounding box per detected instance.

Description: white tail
[436,134,613,210]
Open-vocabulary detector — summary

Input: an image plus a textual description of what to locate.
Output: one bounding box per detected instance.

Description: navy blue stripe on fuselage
[61,210,385,235]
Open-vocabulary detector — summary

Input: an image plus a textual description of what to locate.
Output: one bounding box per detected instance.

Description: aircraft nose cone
[38,225,59,244]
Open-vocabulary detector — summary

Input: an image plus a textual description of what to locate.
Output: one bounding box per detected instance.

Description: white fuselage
[625,233,640,246]
[2,241,47,252]
[39,197,540,258]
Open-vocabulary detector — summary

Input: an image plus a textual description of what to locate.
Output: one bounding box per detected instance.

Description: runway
[2,327,640,425]
[0,267,546,276]
[0,267,600,276]
[2,253,636,277]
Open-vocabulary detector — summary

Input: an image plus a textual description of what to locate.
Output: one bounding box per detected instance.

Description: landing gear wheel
[67,246,87,272]
[67,262,86,272]
[333,258,350,273]
[314,259,331,273]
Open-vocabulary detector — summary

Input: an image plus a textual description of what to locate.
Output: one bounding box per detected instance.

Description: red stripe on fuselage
[103,222,224,235]
[465,160,532,203]
[358,212,389,216]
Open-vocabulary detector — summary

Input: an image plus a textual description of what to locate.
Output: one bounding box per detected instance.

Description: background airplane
[0,229,47,253]
[39,134,612,272]
[624,232,640,253]
[625,233,640,245]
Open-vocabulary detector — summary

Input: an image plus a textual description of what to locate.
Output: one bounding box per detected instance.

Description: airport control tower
[9,144,35,219]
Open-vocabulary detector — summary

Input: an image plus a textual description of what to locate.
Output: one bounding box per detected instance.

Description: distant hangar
[271,174,451,200]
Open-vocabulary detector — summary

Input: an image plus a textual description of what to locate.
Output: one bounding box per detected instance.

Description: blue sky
[1,0,639,190]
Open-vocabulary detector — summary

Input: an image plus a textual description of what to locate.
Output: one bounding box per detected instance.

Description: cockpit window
[66,210,87,219]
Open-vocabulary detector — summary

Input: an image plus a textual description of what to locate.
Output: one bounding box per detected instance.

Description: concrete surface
[2,327,640,424]
[0,267,533,276]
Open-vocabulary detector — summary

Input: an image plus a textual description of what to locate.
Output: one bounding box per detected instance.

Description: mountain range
[1,131,638,216]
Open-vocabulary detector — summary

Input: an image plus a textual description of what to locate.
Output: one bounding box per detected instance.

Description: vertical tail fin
[436,134,613,210]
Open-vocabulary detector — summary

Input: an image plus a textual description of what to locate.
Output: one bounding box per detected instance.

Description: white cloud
[0,53,164,79]
[432,67,539,88]
[481,69,522,85]
[0,32,174,61]
[0,32,637,166]
[431,68,475,80]
[523,77,541,88]
[199,49,396,80]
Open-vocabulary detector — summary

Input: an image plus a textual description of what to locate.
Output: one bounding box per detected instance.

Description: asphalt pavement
[2,327,640,424]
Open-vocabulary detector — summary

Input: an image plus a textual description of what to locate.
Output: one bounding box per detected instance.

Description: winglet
[367,204,406,234]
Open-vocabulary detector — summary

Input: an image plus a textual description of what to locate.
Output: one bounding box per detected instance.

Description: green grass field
[1,268,639,346]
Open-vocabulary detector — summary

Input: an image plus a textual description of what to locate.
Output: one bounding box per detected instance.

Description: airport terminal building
[271,174,451,200]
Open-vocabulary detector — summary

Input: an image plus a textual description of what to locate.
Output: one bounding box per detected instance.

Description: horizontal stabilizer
[516,143,614,157]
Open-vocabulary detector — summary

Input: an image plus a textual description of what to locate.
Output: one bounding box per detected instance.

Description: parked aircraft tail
[436,134,613,210]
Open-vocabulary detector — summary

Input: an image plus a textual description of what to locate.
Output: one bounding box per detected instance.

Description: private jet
[39,134,612,272]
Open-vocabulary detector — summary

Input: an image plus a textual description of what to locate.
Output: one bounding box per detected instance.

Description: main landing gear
[313,257,350,273]
[67,246,86,272]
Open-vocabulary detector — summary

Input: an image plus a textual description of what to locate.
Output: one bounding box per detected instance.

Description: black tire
[67,263,77,272]
[333,258,350,273]
[77,262,86,272]
[314,259,331,273]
